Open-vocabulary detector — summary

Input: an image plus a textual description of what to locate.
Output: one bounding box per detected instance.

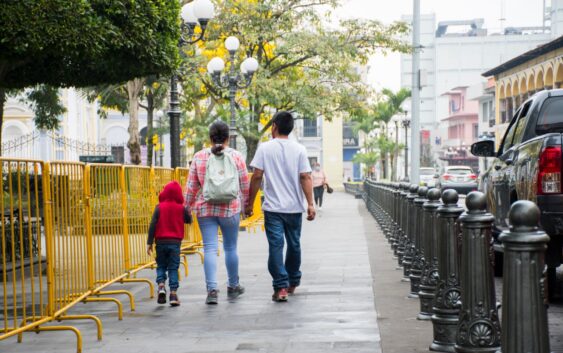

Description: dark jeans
[313,186,324,207]
[264,211,303,289]
[155,243,181,291]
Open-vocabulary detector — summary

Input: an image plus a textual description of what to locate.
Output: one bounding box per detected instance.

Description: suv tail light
[442,174,452,181]
[538,146,562,195]
[469,174,477,180]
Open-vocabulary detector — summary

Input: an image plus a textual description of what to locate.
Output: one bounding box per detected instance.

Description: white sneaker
[318,206,322,210]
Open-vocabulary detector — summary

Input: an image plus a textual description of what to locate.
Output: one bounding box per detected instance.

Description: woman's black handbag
[326,184,334,194]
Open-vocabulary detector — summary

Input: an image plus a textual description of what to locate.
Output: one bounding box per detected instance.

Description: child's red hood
[159,181,184,204]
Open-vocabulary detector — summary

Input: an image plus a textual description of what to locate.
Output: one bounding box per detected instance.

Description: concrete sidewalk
[0,192,382,353]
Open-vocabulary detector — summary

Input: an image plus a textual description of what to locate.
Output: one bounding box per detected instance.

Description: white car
[420,167,438,187]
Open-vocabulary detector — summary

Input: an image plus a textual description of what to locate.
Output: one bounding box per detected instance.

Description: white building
[400,3,562,170]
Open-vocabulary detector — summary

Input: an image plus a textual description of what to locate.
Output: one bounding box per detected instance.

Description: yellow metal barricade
[123,166,153,271]
[1,159,52,338]
[152,167,175,205]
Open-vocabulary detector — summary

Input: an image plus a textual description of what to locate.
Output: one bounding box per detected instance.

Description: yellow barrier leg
[182,255,189,277]
[96,290,135,312]
[34,326,83,353]
[83,297,123,320]
[121,278,155,299]
[58,315,103,341]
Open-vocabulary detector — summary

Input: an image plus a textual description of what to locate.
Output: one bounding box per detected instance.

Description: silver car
[436,166,478,195]
[420,167,438,187]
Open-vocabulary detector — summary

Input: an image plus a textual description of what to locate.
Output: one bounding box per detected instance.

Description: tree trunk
[127,79,144,165]
[0,87,5,155]
[146,90,154,167]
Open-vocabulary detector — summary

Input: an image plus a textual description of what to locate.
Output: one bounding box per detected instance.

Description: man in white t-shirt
[246,111,315,302]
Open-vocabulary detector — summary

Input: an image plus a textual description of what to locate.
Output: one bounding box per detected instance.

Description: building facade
[400,7,558,169]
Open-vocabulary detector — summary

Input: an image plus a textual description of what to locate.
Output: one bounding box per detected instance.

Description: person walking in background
[186,120,249,305]
[147,181,192,307]
[311,163,327,210]
[246,111,315,302]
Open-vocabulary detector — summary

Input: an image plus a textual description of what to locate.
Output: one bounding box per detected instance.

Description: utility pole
[410,0,421,184]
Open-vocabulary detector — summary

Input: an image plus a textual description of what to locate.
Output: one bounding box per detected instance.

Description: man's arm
[246,169,264,216]
[300,172,316,221]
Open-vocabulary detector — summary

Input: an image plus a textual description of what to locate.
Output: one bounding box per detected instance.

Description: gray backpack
[203,149,240,203]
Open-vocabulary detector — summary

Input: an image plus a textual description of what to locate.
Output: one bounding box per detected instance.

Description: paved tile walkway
[0,192,381,353]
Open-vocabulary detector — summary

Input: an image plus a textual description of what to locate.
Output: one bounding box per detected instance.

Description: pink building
[439,86,479,170]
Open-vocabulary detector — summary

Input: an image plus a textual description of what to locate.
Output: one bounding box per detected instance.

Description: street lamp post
[168,0,215,168]
[402,118,411,180]
[207,37,259,149]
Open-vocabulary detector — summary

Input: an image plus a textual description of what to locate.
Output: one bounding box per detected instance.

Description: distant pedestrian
[147,181,193,307]
[186,120,249,305]
[311,163,327,209]
[246,111,315,302]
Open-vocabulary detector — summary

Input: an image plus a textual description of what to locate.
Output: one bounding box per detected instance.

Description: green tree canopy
[0,0,180,88]
[179,0,410,163]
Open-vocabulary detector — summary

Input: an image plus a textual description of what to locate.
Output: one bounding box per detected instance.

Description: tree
[179,0,410,164]
[0,0,180,89]
[84,77,168,165]
[1,1,181,156]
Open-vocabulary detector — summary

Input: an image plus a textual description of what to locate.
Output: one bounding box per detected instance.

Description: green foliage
[26,85,66,130]
[0,0,180,88]
[179,0,410,162]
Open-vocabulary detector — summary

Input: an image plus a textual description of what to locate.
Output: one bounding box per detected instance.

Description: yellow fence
[0,158,264,352]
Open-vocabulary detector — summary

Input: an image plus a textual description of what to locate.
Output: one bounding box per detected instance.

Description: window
[473,124,479,139]
[308,157,318,168]
[537,96,563,132]
[482,102,489,122]
[512,101,532,145]
[303,118,318,137]
[498,107,521,155]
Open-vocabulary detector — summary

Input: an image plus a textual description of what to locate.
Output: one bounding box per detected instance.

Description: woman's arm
[237,155,250,208]
[185,156,201,208]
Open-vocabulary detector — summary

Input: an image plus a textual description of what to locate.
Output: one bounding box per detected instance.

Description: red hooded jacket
[149,181,191,244]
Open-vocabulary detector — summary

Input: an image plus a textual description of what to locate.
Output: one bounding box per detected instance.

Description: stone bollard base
[430,313,458,353]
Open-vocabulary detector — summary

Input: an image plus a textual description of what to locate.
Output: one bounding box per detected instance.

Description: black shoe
[227,285,245,299]
[206,290,218,305]
[157,286,166,304]
[169,293,180,307]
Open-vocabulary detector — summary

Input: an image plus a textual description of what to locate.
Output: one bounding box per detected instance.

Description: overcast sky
[336,0,546,90]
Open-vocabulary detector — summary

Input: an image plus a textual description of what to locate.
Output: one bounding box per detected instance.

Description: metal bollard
[499,201,550,353]
[410,186,429,298]
[402,184,419,282]
[455,192,500,353]
[418,188,442,320]
[430,189,464,353]
[396,183,409,267]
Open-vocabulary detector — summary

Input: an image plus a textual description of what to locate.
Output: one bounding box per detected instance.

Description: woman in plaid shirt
[186,121,250,305]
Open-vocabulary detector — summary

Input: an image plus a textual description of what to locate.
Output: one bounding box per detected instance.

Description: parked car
[435,166,478,195]
[471,89,563,291]
[419,167,438,187]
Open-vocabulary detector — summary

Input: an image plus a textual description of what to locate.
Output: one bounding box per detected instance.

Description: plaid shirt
[186,148,249,218]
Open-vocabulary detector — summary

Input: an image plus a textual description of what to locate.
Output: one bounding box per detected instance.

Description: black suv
[471,89,563,293]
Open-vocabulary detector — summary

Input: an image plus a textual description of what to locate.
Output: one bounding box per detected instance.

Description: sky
[336,0,546,91]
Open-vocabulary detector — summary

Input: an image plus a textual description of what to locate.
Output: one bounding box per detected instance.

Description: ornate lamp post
[168,0,215,168]
[402,117,411,180]
[207,36,259,149]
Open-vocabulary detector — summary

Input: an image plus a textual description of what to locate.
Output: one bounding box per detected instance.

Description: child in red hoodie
[147,181,192,306]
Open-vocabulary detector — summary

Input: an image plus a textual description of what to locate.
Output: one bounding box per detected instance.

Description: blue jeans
[264,211,303,289]
[155,243,181,291]
[198,215,240,291]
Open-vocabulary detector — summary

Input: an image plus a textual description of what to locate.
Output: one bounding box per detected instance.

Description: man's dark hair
[272,111,294,136]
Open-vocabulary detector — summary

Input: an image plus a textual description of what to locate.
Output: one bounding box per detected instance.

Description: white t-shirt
[250,138,312,213]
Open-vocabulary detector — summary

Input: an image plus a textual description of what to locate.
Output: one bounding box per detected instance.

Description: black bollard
[499,201,550,353]
[403,184,419,282]
[418,188,442,320]
[430,189,464,353]
[455,192,500,353]
[410,186,429,298]
[396,183,409,267]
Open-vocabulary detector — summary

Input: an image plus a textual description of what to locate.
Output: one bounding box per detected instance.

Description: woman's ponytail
[208,120,230,155]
